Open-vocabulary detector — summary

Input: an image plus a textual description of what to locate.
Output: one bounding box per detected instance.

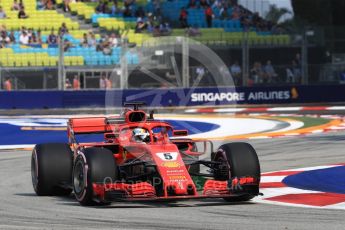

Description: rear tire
[73,147,117,206]
[31,143,73,196]
[214,142,260,202]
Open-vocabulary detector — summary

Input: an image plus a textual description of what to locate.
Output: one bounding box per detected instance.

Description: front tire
[73,147,117,206]
[214,142,260,202]
[31,143,73,196]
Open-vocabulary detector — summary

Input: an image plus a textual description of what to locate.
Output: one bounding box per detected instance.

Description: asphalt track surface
[1,132,345,229]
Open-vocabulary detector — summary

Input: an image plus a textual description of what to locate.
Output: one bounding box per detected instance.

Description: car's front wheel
[73,147,117,206]
[213,142,261,202]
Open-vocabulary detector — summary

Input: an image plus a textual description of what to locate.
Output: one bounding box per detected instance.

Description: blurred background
[0,0,344,108]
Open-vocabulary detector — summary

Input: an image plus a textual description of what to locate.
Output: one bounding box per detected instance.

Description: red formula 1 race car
[31,102,261,206]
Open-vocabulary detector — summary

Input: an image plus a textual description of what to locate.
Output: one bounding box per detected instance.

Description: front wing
[93,177,260,202]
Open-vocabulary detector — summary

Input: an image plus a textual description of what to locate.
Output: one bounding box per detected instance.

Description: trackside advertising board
[0,85,345,109]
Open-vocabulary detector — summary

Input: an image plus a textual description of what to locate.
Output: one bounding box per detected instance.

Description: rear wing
[67,117,123,144]
[68,117,112,134]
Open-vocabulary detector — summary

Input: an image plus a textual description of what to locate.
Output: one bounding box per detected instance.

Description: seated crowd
[0,0,29,19]
[0,23,121,55]
[229,54,302,86]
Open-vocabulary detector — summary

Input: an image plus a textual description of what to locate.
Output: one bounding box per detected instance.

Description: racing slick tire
[213,142,260,202]
[73,147,117,206]
[31,143,73,196]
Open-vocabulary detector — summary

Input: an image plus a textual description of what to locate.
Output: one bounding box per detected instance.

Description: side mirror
[173,130,188,136]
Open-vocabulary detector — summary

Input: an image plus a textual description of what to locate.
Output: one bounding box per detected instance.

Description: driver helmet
[132,128,150,143]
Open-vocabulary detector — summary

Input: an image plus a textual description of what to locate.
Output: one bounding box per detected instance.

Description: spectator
[230,61,242,84]
[59,22,69,36]
[47,30,58,45]
[185,26,201,36]
[179,7,188,28]
[3,78,12,91]
[250,62,264,84]
[96,0,109,14]
[146,13,158,33]
[135,18,147,33]
[95,0,102,13]
[110,1,119,16]
[231,5,240,20]
[38,0,55,10]
[37,0,45,9]
[80,33,88,47]
[152,25,161,37]
[205,5,213,28]
[123,6,132,17]
[45,0,55,10]
[187,0,197,8]
[0,25,6,32]
[11,0,21,11]
[9,31,16,43]
[28,32,39,44]
[124,0,135,8]
[27,28,33,38]
[292,60,301,82]
[18,6,28,19]
[109,33,119,47]
[73,75,80,90]
[0,31,10,45]
[153,0,161,16]
[19,31,29,45]
[212,0,222,9]
[0,6,7,19]
[63,38,73,52]
[294,53,301,68]
[65,78,72,89]
[97,35,112,55]
[286,66,294,83]
[81,33,88,47]
[159,22,172,36]
[63,0,71,12]
[264,60,277,83]
[200,0,209,8]
[96,34,105,51]
[20,26,27,34]
[87,31,96,47]
[99,74,106,89]
[36,30,42,44]
[105,76,112,89]
[219,6,229,20]
[252,12,260,27]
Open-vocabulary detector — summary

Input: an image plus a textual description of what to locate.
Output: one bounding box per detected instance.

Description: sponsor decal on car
[161,161,181,168]
[156,152,178,161]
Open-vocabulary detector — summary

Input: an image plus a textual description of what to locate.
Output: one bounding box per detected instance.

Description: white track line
[267,107,303,111]
[0,145,34,150]
[327,106,345,110]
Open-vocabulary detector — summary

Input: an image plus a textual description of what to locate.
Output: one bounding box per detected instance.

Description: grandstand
[0,0,291,69]
[0,0,302,91]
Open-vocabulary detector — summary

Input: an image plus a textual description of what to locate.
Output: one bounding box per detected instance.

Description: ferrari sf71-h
[31,102,261,206]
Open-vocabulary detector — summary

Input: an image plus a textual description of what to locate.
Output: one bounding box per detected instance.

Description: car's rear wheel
[31,143,73,196]
[213,142,260,202]
[73,147,117,206]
